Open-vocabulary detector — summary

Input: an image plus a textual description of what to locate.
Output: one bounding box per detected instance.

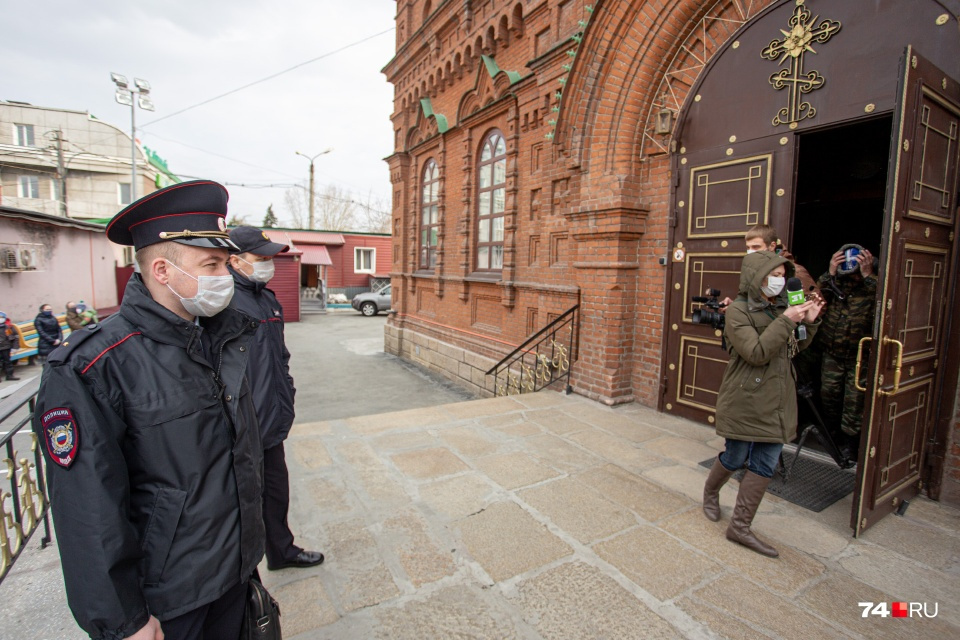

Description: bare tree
[283,187,306,229]
[314,185,359,231]
[356,191,392,233]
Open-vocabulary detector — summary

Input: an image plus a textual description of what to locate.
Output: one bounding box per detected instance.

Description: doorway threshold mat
[698,455,856,512]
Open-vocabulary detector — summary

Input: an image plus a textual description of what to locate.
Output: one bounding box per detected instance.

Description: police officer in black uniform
[34,181,265,640]
[227,225,325,571]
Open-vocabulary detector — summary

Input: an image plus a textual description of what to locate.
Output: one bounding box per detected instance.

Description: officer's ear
[149,256,172,286]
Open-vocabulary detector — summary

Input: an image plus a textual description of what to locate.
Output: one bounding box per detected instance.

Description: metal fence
[486,305,579,396]
[0,378,51,585]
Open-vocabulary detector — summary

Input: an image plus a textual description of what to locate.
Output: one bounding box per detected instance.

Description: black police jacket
[228,266,296,450]
[33,274,265,639]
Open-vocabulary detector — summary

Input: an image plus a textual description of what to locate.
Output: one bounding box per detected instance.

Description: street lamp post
[295,149,333,229]
[110,73,155,203]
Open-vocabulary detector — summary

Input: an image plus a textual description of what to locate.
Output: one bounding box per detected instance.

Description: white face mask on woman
[761,275,785,297]
[237,257,275,283]
[166,261,235,317]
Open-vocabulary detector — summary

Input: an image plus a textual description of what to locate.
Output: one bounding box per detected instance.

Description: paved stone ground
[263,393,959,639]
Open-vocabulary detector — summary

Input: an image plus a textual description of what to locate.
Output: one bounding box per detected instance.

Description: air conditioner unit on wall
[122,246,135,266]
[0,244,43,272]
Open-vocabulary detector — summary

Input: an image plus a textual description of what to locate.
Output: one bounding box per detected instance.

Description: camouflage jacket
[814,271,877,359]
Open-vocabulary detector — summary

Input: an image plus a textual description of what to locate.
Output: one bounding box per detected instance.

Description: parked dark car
[351,285,392,316]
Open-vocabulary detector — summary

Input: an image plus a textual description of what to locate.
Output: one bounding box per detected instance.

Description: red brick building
[383,0,960,532]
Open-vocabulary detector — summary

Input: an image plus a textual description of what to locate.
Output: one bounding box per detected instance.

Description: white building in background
[0,100,179,220]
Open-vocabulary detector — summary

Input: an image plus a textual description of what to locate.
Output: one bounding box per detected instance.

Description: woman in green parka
[702,251,824,557]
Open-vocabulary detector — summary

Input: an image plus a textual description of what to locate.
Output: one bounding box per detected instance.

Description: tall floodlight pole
[295,149,333,229]
[111,73,155,203]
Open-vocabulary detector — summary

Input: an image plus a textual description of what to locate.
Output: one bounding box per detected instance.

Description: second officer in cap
[227,225,324,570]
[34,181,265,640]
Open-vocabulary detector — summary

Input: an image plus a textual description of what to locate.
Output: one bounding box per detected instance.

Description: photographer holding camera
[702,251,823,558]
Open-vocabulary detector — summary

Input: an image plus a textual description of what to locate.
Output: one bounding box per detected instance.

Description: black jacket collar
[120,274,253,349]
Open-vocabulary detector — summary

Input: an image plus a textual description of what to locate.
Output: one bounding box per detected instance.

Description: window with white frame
[476,130,506,271]
[419,159,439,269]
[14,124,35,147]
[18,175,40,199]
[354,247,376,273]
[119,183,132,205]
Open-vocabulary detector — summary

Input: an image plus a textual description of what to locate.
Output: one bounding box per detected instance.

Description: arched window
[420,159,439,269]
[476,131,506,271]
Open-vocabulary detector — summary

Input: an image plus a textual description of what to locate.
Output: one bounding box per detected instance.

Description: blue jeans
[719,439,783,478]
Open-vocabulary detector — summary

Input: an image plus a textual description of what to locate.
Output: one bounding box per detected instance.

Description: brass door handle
[854,337,873,392]
[877,336,904,396]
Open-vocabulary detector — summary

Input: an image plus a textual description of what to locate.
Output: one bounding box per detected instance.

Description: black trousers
[263,442,302,566]
[0,348,13,378]
[160,580,247,640]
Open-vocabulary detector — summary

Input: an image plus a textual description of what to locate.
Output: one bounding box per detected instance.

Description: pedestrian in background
[33,303,62,362]
[34,181,265,640]
[0,311,20,381]
[815,243,878,458]
[65,300,93,332]
[702,251,823,557]
[228,224,325,571]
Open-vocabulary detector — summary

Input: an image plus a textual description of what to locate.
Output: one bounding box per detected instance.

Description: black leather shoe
[267,550,324,570]
[5,376,20,381]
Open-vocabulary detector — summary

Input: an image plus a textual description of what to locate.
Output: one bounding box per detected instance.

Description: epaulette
[48,324,102,365]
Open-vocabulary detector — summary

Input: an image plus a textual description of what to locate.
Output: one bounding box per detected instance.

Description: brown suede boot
[725,471,779,557]
[702,457,734,522]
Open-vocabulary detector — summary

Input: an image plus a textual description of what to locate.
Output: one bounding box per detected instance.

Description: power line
[140,27,395,129]
[139,130,302,181]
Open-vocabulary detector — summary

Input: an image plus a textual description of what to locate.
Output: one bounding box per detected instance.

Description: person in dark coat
[33,303,62,360]
[33,181,265,640]
[0,311,20,380]
[228,224,324,571]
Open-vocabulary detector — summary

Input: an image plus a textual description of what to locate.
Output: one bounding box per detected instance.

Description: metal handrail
[486,305,579,396]
[0,377,51,585]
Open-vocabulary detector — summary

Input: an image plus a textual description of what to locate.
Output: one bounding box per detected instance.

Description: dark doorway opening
[792,115,893,278]
[789,115,893,459]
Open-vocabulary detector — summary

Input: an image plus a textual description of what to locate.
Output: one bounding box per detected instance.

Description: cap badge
[218,217,227,232]
[262,231,270,240]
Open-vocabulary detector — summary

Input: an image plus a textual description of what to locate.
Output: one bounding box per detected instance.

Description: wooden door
[852,48,960,536]
[662,134,796,424]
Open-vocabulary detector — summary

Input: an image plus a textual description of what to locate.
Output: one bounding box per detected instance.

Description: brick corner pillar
[570,206,648,405]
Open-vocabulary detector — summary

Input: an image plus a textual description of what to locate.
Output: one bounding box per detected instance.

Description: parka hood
[739,251,795,309]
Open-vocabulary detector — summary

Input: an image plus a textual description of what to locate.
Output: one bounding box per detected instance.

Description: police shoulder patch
[41,407,80,468]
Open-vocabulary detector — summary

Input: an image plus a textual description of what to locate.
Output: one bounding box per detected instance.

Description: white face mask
[166,261,235,317]
[746,249,758,254]
[237,257,275,283]
[761,275,785,297]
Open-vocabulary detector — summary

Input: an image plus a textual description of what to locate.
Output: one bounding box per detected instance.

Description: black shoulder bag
[240,577,282,639]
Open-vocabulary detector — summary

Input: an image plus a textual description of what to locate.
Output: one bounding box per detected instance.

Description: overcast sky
[1,0,397,228]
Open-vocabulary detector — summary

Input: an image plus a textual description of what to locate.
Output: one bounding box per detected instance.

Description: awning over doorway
[299,244,333,266]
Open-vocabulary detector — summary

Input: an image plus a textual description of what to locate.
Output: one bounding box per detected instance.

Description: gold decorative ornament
[680,146,686,154]
[789,122,798,130]
[707,415,715,424]
[908,366,915,377]
[860,517,868,530]
[721,240,728,247]
[669,363,676,370]
[943,78,948,90]
[936,14,949,25]
[726,148,733,156]
[869,446,876,458]
[677,242,684,248]
[729,135,737,143]
[780,137,788,145]
[714,330,722,338]
[694,95,702,102]
[950,232,954,241]
[666,403,673,410]
[671,323,678,331]
[674,283,681,290]
[892,496,900,507]
[911,56,917,68]
[886,299,892,310]
[732,41,740,49]
[878,374,884,385]
[681,157,688,165]
[864,103,875,113]
[679,201,685,207]
[903,140,909,151]
[925,227,930,238]
[762,1,841,128]
[934,359,938,369]
[776,188,785,196]
[894,220,900,232]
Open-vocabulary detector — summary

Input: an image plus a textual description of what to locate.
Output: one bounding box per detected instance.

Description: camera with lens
[691,288,726,331]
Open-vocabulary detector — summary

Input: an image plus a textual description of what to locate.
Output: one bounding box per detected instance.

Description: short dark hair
[40,303,51,311]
